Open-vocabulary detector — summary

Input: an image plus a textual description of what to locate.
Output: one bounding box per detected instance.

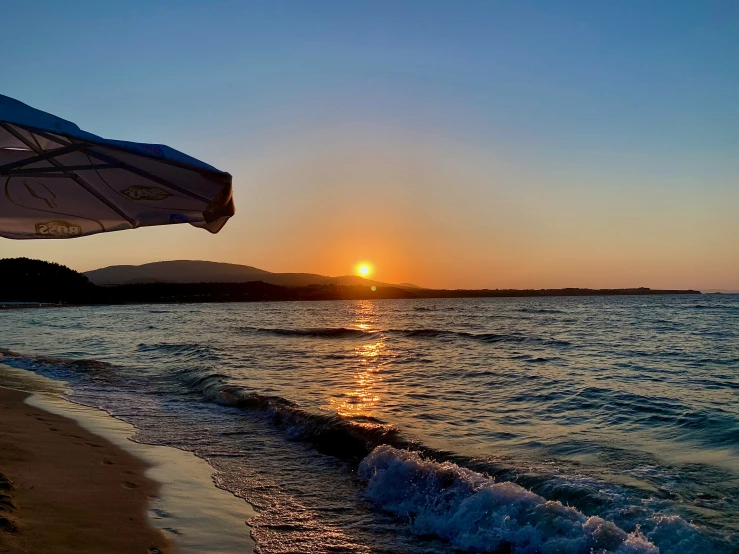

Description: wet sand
[0,387,173,553]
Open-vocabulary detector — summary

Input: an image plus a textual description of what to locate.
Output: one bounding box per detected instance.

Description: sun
[355,262,373,277]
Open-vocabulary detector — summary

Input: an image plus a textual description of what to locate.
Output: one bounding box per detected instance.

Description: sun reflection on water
[327,301,387,420]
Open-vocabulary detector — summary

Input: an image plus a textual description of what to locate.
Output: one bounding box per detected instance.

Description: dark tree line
[0,258,94,303]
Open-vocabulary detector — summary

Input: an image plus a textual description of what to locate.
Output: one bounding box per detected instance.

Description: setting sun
[356,262,373,277]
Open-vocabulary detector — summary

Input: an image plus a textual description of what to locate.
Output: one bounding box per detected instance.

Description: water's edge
[0,363,258,554]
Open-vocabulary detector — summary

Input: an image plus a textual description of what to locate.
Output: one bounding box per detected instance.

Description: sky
[1,1,737,290]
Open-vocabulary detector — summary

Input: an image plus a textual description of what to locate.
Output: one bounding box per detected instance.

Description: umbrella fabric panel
[0,124,64,152]
[0,179,133,239]
[89,147,228,202]
[0,125,29,150]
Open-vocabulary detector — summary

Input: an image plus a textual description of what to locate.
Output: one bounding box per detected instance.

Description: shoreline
[0,366,257,554]
[0,288,715,312]
[0,386,174,553]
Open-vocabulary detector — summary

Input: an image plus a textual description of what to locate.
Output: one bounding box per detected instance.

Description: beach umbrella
[0,94,234,239]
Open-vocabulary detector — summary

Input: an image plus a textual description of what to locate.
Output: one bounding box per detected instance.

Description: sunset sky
[2,1,737,290]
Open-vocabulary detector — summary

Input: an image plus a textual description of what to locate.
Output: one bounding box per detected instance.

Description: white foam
[359,445,659,553]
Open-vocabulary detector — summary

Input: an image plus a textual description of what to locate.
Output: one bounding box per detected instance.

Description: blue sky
[1,1,737,288]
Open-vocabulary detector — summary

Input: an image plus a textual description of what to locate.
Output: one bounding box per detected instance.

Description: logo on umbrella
[121,186,172,201]
[35,221,82,237]
[24,180,58,209]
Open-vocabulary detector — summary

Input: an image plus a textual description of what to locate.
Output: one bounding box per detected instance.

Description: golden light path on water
[327,301,385,420]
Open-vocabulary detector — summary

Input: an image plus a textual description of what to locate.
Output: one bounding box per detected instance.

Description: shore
[0,364,257,554]
[0,387,173,553]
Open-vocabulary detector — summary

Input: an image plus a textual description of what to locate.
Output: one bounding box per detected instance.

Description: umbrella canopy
[0,95,234,239]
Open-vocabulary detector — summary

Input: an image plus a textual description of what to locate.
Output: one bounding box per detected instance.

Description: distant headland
[0,258,701,307]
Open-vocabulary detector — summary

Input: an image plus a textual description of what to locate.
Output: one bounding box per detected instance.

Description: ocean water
[0,295,737,553]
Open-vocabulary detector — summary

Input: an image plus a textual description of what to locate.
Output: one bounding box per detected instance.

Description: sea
[0,294,737,553]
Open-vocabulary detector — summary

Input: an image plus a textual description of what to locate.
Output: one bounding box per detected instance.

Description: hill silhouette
[1,258,701,307]
[84,260,414,288]
[0,258,93,303]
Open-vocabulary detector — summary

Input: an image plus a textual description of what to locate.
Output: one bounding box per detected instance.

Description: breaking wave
[358,446,710,553]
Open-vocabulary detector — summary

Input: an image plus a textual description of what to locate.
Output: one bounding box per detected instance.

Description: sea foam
[359,445,658,553]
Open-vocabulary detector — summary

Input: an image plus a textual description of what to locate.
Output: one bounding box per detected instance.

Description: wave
[358,446,713,553]
[241,326,376,339]
[692,304,739,311]
[511,354,559,363]
[136,342,220,361]
[390,329,572,347]
[0,348,112,372]
[516,308,566,314]
[241,327,571,346]
[191,377,408,460]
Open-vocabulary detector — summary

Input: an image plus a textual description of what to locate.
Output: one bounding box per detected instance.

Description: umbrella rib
[5,164,123,175]
[0,143,89,173]
[24,128,212,203]
[0,123,139,228]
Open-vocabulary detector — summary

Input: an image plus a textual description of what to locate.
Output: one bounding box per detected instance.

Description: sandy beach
[0,387,173,553]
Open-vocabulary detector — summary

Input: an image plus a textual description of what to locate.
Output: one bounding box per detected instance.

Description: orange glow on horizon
[12,125,735,292]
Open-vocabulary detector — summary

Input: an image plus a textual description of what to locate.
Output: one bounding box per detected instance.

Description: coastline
[0,366,257,554]
[0,288,710,312]
[0,386,174,553]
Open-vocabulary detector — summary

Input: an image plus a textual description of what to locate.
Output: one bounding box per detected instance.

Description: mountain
[83,260,416,288]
